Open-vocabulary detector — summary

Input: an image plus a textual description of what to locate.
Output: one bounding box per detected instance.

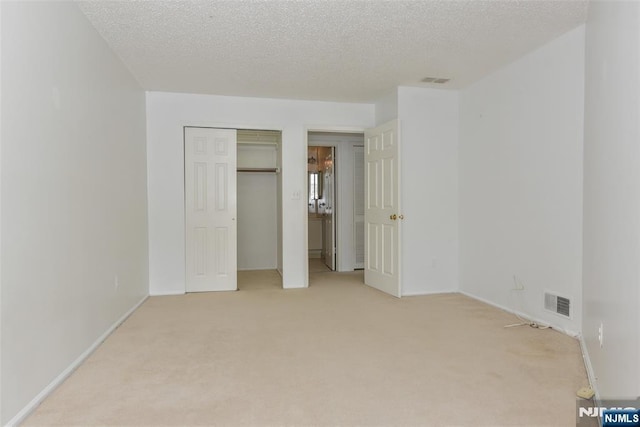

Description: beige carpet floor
[25,271,590,426]
[308,258,332,273]
[237,269,283,291]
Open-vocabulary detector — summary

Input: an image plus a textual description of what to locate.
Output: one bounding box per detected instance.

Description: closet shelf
[237,167,280,173]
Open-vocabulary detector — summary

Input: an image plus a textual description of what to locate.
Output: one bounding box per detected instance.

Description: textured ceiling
[78,1,588,103]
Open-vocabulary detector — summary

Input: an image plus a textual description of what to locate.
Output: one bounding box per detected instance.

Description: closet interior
[236,130,283,285]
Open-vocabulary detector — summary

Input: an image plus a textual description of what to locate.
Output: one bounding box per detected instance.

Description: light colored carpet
[308,258,332,273]
[237,269,282,291]
[25,271,590,426]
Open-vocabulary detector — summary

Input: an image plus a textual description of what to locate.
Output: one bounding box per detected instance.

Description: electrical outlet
[114,275,120,291]
[598,322,604,348]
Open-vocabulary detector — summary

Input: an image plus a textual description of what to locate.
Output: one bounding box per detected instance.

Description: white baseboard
[5,295,149,427]
[458,290,579,338]
[308,250,322,259]
[578,334,600,401]
[149,290,185,296]
[402,290,457,297]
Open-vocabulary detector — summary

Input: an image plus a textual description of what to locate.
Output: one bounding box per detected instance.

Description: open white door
[364,120,401,297]
[185,127,237,292]
[323,147,336,270]
[354,145,365,269]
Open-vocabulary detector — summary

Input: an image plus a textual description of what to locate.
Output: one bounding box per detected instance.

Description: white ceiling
[78,0,588,103]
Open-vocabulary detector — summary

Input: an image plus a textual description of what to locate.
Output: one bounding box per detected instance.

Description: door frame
[304,126,366,282]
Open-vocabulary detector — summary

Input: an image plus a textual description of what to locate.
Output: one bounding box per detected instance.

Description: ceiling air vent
[421,77,450,84]
[544,291,571,318]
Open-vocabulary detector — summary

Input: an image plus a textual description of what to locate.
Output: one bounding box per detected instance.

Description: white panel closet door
[364,120,401,297]
[185,127,237,292]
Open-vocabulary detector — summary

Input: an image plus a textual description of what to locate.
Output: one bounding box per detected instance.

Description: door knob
[390,214,397,220]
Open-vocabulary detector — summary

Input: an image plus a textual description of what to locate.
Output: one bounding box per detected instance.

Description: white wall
[237,143,279,270]
[582,1,640,399]
[237,172,278,270]
[1,2,149,424]
[459,26,585,334]
[146,92,374,294]
[375,90,398,126]
[397,87,459,296]
[308,218,323,255]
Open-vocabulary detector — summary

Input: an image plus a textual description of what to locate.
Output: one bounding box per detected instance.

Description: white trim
[0,2,3,423]
[308,250,322,259]
[301,128,310,288]
[402,290,458,297]
[5,295,149,427]
[459,290,580,338]
[305,125,366,134]
[149,290,186,296]
[579,335,600,401]
[182,122,284,133]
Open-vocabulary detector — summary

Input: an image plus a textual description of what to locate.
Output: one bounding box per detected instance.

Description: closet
[236,130,282,273]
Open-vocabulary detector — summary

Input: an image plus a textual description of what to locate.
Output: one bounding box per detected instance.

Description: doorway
[308,145,335,272]
[307,131,365,278]
[236,129,283,290]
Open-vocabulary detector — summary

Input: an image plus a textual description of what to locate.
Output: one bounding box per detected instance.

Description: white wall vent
[544,291,571,318]
[421,77,450,84]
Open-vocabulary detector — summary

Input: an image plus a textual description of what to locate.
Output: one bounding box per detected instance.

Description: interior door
[323,147,336,270]
[185,127,237,292]
[364,120,401,297]
[354,145,365,269]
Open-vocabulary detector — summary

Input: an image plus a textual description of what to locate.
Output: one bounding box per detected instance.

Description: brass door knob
[390,214,397,220]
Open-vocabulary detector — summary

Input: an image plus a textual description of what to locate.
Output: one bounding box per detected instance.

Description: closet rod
[237,167,280,173]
